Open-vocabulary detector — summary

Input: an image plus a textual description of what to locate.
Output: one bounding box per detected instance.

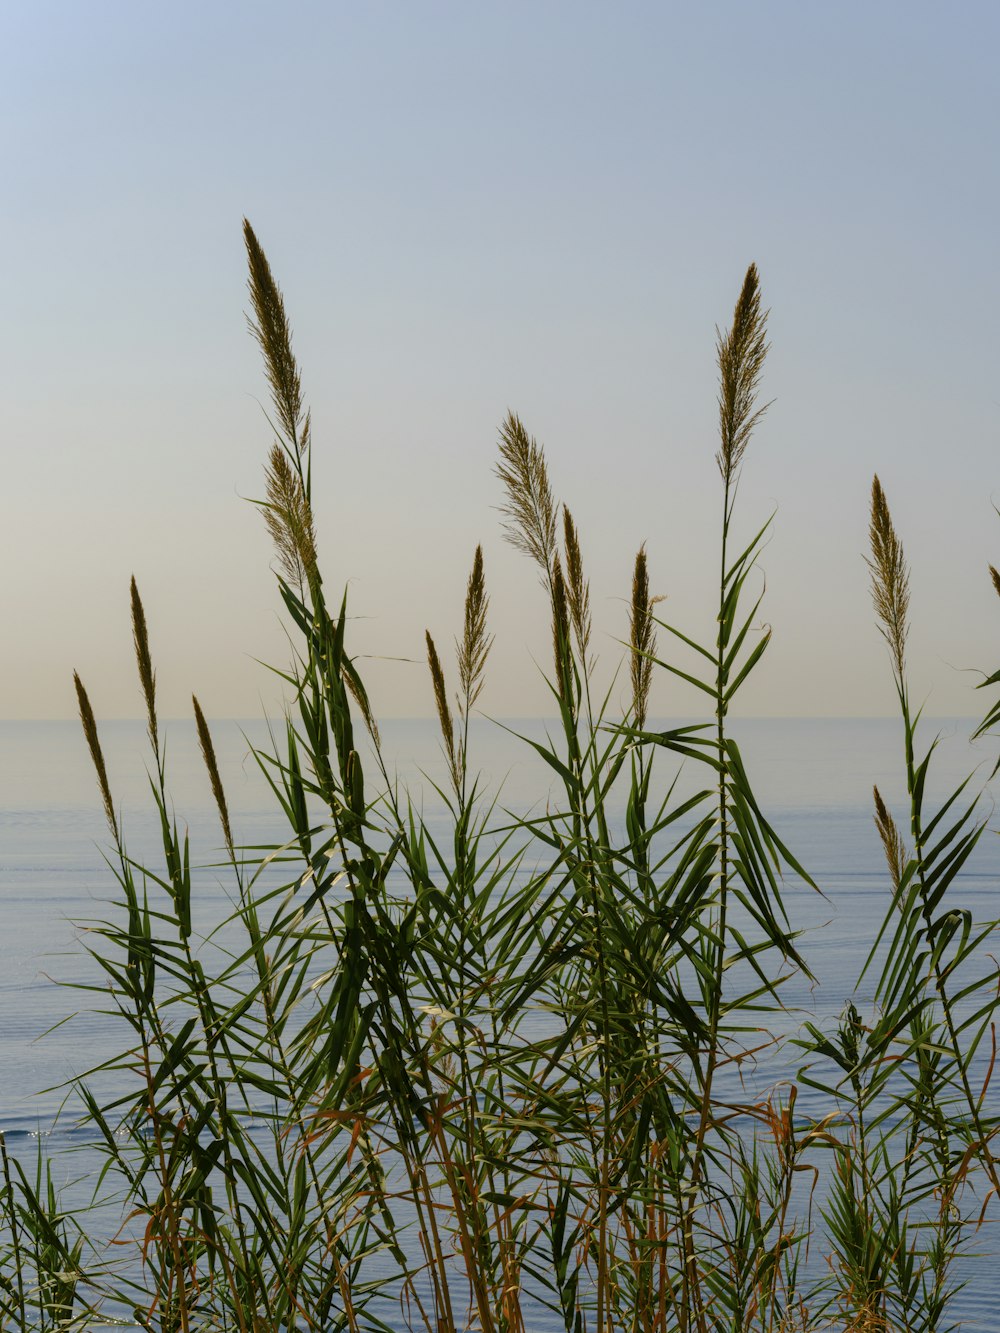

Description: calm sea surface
[2,716,999,1327]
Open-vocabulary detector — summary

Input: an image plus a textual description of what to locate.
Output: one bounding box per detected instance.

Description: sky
[2,2,999,722]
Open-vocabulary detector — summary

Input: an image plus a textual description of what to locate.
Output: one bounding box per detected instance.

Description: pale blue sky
[2,2,998,720]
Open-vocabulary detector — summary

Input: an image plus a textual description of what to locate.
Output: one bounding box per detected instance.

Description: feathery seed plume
[866,475,909,681]
[716,263,770,486]
[343,667,380,747]
[495,411,557,580]
[873,785,906,893]
[426,631,458,788]
[630,544,657,730]
[562,507,591,663]
[551,555,571,698]
[243,219,306,454]
[130,577,158,758]
[193,696,234,858]
[74,672,118,842]
[263,443,318,587]
[457,545,491,712]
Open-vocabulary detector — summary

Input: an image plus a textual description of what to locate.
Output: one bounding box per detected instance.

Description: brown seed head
[243,219,306,454]
[74,672,118,843]
[873,785,906,893]
[562,507,591,663]
[343,666,380,747]
[263,443,318,587]
[990,565,1000,599]
[193,696,234,858]
[716,263,771,486]
[426,631,458,788]
[866,475,909,681]
[551,555,571,698]
[130,577,158,758]
[457,545,491,712]
[630,544,657,730]
[495,411,557,579]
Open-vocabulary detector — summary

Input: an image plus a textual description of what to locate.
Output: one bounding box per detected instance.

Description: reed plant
[1,226,998,1331]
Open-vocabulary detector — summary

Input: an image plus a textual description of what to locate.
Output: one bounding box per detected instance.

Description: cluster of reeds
[1,227,998,1331]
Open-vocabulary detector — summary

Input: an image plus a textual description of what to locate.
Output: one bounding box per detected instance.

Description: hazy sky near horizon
[3,2,999,722]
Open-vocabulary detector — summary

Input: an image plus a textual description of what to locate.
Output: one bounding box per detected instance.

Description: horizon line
[0,714,985,725]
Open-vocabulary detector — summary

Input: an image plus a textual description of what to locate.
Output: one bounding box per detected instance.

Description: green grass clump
[2,225,999,1332]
